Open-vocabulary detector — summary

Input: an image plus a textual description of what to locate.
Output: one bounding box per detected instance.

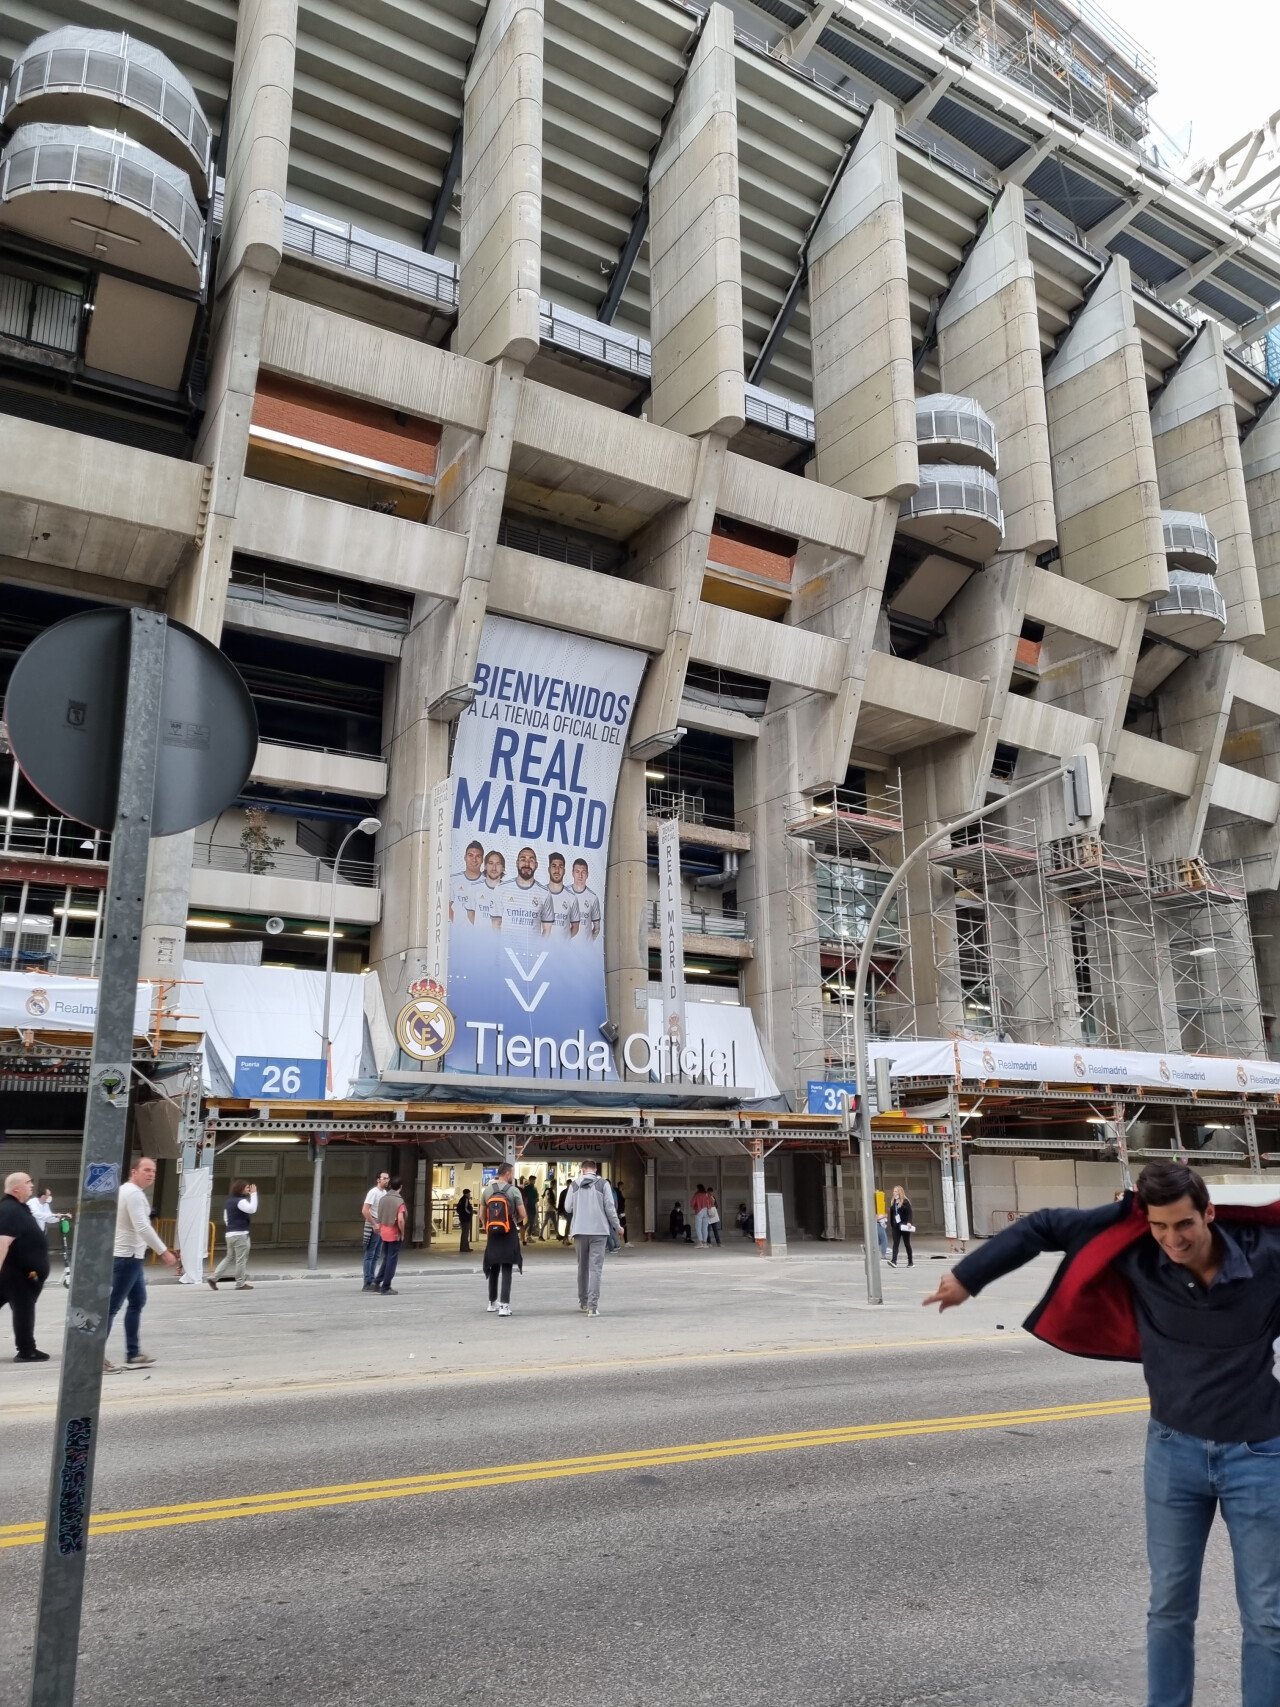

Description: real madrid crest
[396,977,455,1062]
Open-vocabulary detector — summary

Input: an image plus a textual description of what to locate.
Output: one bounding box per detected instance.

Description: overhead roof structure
[4,0,1277,409]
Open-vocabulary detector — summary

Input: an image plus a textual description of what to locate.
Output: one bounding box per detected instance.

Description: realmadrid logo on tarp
[25,989,50,1018]
[396,978,456,1063]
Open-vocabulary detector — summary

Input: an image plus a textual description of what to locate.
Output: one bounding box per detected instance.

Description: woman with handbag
[887,1185,915,1268]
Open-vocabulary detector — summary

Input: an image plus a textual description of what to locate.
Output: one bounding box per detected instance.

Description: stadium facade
[3,0,1280,1243]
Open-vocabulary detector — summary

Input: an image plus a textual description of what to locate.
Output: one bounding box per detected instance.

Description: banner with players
[444,615,646,1077]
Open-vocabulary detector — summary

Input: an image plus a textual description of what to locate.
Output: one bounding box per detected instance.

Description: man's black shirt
[0,1192,51,1286]
[954,1205,1280,1444]
[1115,1222,1280,1443]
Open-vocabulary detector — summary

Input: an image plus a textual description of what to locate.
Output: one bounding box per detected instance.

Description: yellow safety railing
[149,1218,216,1265]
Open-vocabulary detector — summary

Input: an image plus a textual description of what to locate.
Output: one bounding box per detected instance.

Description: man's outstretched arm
[922,1201,1123,1312]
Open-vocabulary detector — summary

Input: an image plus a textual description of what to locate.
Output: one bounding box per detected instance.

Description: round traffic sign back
[4,609,258,835]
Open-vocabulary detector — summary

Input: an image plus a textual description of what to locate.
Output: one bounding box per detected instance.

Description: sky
[1107,0,1274,166]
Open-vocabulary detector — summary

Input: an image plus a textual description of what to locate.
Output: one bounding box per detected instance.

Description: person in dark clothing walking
[556,1183,572,1243]
[924,1160,1280,1707]
[456,1189,476,1253]
[0,1171,50,1362]
[521,1175,540,1243]
[887,1185,914,1267]
[482,1164,526,1316]
[375,1178,406,1294]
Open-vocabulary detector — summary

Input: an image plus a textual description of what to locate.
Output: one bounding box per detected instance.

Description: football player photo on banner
[445,615,645,1077]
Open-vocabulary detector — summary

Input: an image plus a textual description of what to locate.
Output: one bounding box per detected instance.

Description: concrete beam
[489,547,671,652]
[1209,761,1280,822]
[691,601,842,695]
[998,692,1098,759]
[0,416,207,585]
[234,480,467,597]
[1022,565,1130,647]
[648,4,745,438]
[718,453,872,555]
[188,866,381,927]
[260,294,493,433]
[251,741,387,798]
[1112,730,1198,798]
[809,102,918,501]
[455,0,545,365]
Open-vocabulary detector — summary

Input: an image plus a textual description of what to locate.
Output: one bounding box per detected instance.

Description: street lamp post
[307,815,381,1271]
[852,760,1085,1304]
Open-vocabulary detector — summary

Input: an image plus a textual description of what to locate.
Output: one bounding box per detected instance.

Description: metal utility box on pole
[4,608,256,1707]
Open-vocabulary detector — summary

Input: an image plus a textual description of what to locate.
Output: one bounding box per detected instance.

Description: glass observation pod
[0,122,205,292]
[0,28,211,198]
[1145,511,1226,653]
[897,463,1004,561]
[913,393,999,473]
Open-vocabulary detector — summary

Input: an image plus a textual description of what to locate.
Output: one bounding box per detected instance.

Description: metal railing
[193,844,380,887]
[647,901,750,940]
[0,267,82,354]
[645,791,742,833]
[0,126,205,271]
[3,32,212,185]
[0,814,107,861]
[227,566,412,633]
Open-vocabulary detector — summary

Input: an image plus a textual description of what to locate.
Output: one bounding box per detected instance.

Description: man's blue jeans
[107,1257,148,1360]
[362,1228,382,1287]
[1144,1418,1280,1707]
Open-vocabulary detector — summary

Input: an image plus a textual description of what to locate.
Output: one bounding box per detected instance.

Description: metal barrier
[149,1218,215,1265]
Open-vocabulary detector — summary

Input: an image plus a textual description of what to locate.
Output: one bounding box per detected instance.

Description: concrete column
[141,0,298,978]
[455,0,544,366]
[1242,387,1280,666]
[1142,644,1238,860]
[1044,258,1167,601]
[1150,322,1263,642]
[629,433,729,743]
[648,4,745,439]
[809,102,918,501]
[937,187,1055,555]
[605,756,649,1080]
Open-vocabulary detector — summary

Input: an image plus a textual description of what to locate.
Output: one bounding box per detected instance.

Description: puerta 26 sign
[438,615,646,1077]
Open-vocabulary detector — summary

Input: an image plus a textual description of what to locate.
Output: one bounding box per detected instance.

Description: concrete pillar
[648,4,745,439]
[937,187,1056,555]
[1242,387,1280,667]
[141,0,299,978]
[809,102,918,501]
[605,755,650,1082]
[1151,322,1263,642]
[1142,644,1238,860]
[455,0,544,366]
[1044,258,1167,602]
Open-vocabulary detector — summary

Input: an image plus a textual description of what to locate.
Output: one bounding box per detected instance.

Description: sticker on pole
[83,1162,120,1198]
[91,1064,129,1107]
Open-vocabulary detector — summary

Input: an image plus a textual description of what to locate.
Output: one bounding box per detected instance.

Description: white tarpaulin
[645,998,780,1098]
[868,1037,1280,1096]
[176,1164,213,1282]
[181,961,367,1099]
[0,970,152,1036]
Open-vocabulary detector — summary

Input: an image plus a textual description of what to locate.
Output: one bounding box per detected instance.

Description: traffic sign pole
[28,612,167,1707]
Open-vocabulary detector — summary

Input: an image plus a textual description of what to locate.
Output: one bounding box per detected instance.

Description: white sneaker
[498,1303,512,1317]
[486,1301,499,1313]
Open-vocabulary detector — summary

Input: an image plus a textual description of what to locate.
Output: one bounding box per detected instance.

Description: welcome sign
[443,615,645,1076]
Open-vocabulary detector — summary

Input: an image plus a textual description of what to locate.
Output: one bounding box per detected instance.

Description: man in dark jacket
[924,1159,1280,1707]
[0,1171,51,1362]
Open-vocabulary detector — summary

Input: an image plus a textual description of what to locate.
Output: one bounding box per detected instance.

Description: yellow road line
[0,1395,1147,1550]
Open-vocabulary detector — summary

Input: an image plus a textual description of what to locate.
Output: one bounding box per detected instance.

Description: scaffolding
[1041,831,1168,1050]
[1150,857,1264,1059]
[928,813,1056,1041]
[785,774,915,1098]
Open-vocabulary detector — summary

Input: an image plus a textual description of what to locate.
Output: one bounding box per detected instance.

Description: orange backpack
[483,1190,512,1235]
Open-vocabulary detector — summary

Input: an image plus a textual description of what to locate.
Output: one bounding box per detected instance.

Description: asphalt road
[0,1262,1249,1706]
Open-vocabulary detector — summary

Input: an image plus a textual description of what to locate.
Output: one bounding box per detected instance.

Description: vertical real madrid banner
[442,615,646,1077]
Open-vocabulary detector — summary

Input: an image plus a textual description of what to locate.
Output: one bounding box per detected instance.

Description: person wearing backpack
[565,1161,622,1317]
[481,1163,526,1317]
[374,1178,407,1294]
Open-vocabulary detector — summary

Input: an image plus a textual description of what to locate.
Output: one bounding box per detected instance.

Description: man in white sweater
[105,1157,176,1372]
[565,1162,622,1317]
